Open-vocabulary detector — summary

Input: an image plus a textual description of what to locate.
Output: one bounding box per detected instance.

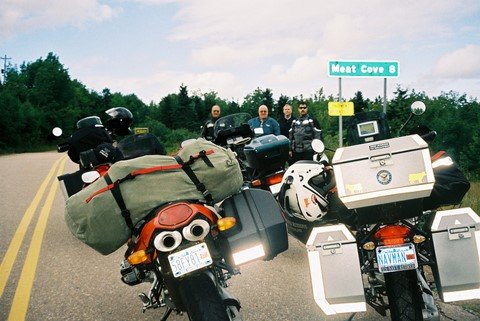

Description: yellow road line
[8,156,67,321]
[0,156,64,299]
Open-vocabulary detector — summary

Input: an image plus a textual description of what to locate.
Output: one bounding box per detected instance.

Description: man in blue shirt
[248,105,280,136]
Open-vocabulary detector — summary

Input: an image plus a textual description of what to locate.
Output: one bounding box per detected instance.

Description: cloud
[0,0,120,41]
[77,69,244,103]
[168,0,480,67]
[432,45,480,79]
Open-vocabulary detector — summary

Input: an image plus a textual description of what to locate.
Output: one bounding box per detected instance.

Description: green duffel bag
[65,138,243,255]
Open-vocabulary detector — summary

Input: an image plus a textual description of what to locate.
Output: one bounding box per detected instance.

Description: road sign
[134,127,149,134]
[328,101,354,116]
[328,60,399,78]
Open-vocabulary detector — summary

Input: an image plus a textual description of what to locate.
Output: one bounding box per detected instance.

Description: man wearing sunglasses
[289,102,323,163]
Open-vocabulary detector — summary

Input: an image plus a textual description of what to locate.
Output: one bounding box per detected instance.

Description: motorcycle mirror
[181,139,196,148]
[311,139,325,153]
[52,127,63,137]
[411,101,426,116]
[81,171,101,184]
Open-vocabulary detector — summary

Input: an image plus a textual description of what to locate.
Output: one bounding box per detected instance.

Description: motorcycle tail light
[266,172,284,186]
[374,225,410,246]
[217,217,236,232]
[127,250,150,265]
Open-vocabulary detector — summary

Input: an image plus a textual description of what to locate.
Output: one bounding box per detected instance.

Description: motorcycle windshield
[213,113,253,142]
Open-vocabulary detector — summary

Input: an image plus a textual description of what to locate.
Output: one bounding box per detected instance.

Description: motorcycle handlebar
[420,130,437,143]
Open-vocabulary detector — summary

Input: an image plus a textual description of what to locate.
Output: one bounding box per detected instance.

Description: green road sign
[328,60,399,78]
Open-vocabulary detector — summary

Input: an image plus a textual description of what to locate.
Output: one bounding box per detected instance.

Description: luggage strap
[85,149,215,203]
[104,173,137,234]
[175,152,214,205]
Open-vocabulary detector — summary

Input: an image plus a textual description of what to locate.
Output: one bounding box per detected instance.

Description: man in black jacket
[289,102,322,163]
[278,104,294,137]
[201,105,221,141]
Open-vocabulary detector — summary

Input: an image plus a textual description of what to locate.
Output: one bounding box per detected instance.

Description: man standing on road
[278,104,294,137]
[289,102,322,163]
[201,105,221,141]
[248,105,280,136]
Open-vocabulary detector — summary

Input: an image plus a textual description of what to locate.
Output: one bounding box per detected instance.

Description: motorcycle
[55,125,289,321]
[212,113,289,195]
[278,101,478,321]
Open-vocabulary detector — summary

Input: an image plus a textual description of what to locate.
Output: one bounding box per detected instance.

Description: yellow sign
[328,101,354,116]
[134,127,149,134]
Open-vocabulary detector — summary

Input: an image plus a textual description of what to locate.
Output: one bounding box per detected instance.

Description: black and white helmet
[280,161,330,222]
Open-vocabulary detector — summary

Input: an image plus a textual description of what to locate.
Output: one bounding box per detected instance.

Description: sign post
[328,60,399,145]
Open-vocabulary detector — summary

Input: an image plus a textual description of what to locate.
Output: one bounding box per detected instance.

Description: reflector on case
[232,244,265,266]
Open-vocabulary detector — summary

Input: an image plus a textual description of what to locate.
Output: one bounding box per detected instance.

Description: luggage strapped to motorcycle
[85,149,215,234]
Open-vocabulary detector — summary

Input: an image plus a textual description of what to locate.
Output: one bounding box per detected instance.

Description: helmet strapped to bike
[105,107,134,136]
[76,116,103,129]
[280,160,331,222]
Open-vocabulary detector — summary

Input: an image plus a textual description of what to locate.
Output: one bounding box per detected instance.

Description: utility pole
[1,55,12,83]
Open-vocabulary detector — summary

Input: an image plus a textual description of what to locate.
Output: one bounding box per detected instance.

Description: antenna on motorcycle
[398,101,426,136]
[52,127,63,137]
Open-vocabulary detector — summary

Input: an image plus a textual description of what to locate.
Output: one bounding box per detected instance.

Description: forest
[1,53,479,177]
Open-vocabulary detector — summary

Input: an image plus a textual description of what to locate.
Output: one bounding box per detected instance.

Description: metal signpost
[328,60,399,146]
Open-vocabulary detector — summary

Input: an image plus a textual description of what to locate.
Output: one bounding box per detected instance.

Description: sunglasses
[299,106,308,109]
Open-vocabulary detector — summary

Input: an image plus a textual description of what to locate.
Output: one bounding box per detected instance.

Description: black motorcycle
[213,113,289,194]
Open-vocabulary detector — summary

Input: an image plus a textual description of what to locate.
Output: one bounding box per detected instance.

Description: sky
[1,0,480,104]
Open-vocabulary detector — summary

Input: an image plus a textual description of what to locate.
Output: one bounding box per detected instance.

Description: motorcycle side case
[218,188,288,267]
[244,134,289,171]
[332,134,434,209]
[428,207,480,302]
[306,224,366,315]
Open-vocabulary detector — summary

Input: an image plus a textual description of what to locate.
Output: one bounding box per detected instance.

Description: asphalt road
[0,151,478,321]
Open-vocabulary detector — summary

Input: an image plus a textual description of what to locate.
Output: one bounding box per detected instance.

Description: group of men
[201,102,322,163]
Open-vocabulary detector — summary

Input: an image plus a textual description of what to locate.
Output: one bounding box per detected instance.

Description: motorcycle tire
[178,272,230,321]
[385,270,423,321]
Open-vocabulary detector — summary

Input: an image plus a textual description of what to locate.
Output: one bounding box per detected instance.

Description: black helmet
[76,116,103,129]
[105,107,133,136]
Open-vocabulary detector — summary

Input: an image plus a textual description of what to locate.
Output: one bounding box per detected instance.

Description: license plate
[376,243,418,273]
[168,243,213,278]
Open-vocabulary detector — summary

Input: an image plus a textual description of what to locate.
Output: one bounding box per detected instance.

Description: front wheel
[385,270,423,321]
[178,272,230,321]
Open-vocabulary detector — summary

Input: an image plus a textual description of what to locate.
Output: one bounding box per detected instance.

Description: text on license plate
[376,243,418,273]
[168,243,212,278]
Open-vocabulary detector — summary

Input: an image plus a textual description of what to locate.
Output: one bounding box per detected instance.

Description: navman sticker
[376,170,392,185]
[346,183,363,195]
[409,171,426,184]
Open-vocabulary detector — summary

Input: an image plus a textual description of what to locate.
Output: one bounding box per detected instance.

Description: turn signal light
[251,179,262,187]
[266,173,284,186]
[413,234,426,244]
[362,241,376,251]
[217,217,237,232]
[127,250,149,265]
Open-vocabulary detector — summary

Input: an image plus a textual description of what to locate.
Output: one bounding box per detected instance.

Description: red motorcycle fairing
[130,202,218,255]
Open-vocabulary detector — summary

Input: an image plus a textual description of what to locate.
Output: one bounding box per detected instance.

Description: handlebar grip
[420,131,437,142]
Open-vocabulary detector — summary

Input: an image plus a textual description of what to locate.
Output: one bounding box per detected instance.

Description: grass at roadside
[463,181,479,213]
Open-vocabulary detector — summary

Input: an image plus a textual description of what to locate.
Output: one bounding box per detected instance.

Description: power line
[1,55,12,83]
